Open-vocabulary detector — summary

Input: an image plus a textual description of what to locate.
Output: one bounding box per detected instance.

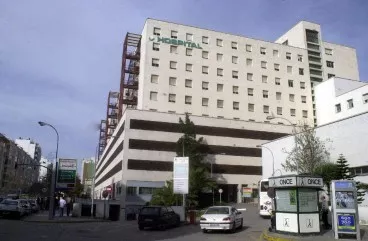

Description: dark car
[138,206,180,230]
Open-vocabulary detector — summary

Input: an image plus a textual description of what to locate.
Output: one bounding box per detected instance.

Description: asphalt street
[0,204,268,241]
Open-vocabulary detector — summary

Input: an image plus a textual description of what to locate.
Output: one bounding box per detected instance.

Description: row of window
[335,94,368,113]
[152,58,305,76]
[151,75,306,89]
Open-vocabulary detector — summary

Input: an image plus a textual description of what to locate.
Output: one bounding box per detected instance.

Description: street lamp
[38,121,59,220]
[256,145,275,176]
[266,114,299,174]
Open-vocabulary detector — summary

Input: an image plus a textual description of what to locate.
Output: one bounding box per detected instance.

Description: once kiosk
[269,175,323,235]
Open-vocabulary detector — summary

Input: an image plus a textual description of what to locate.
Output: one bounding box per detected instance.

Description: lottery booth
[269,175,323,235]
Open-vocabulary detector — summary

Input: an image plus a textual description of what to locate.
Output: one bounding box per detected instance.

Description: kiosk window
[298,189,318,212]
[275,189,297,212]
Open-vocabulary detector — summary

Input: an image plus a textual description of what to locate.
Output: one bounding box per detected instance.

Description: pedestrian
[66,196,72,216]
[321,196,330,229]
[59,196,66,217]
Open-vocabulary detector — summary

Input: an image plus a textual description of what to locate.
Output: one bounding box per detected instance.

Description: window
[263,90,269,98]
[277,107,282,115]
[299,68,304,75]
[217,100,224,108]
[153,27,160,36]
[233,102,239,110]
[328,74,335,79]
[231,41,238,50]
[171,30,178,39]
[247,73,253,81]
[248,88,254,96]
[150,91,158,101]
[151,75,158,84]
[168,94,176,103]
[300,82,305,89]
[273,49,279,57]
[289,94,295,102]
[217,53,223,61]
[170,61,177,69]
[202,66,209,74]
[217,68,223,76]
[288,79,294,87]
[327,61,334,68]
[152,58,159,67]
[286,52,291,60]
[301,96,306,103]
[202,36,209,44]
[202,98,209,106]
[217,84,223,92]
[127,186,137,195]
[186,33,193,41]
[246,58,252,66]
[170,45,178,54]
[298,55,303,62]
[169,77,176,86]
[347,99,354,109]
[232,70,238,79]
[139,187,158,195]
[261,61,267,69]
[202,51,209,59]
[185,79,192,88]
[186,63,193,72]
[274,64,280,71]
[202,81,209,90]
[303,110,308,118]
[363,93,368,104]
[232,56,238,64]
[287,66,292,73]
[275,78,281,85]
[325,48,333,55]
[290,109,296,117]
[335,104,341,113]
[186,48,192,56]
[243,45,251,53]
[248,103,254,112]
[233,86,239,94]
[263,105,269,113]
[216,39,223,47]
[185,96,192,104]
[276,92,281,100]
[260,47,266,55]
[262,75,268,83]
[153,43,159,51]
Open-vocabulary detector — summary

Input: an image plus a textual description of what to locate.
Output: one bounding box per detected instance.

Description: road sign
[173,157,189,194]
[242,187,252,198]
[218,189,223,193]
[56,159,77,189]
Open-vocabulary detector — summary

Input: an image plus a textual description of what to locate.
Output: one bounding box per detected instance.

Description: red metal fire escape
[105,91,119,145]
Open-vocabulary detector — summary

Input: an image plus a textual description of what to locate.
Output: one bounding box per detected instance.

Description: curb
[23,219,110,223]
[260,230,295,241]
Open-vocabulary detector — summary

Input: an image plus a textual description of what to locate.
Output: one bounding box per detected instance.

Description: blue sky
[1,0,367,163]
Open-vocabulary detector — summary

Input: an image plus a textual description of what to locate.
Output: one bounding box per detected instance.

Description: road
[0,204,269,241]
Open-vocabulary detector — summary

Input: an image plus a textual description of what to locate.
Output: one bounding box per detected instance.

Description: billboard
[56,159,77,189]
[173,157,189,194]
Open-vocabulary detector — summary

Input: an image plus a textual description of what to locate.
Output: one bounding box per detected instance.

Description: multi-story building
[15,138,42,179]
[82,159,94,195]
[38,156,51,181]
[315,77,368,125]
[0,134,40,194]
[94,19,360,217]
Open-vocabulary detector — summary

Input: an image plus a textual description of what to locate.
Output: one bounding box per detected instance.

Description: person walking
[321,196,330,229]
[59,196,66,217]
[66,196,72,217]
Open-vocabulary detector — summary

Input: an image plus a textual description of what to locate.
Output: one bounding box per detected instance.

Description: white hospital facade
[94,19,361,210]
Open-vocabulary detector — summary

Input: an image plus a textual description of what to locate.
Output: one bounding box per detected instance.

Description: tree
[313,162,339,195]
[150,181,180,206]
[282,124,331,174]
[66,176,84,198]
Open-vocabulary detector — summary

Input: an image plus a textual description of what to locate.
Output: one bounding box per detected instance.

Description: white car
[200,206,243,233]
[0,199,27,219]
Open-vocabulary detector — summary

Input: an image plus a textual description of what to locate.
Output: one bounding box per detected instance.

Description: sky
[1,0,367,164]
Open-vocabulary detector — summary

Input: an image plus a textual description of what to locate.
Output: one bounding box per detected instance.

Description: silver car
[0,199,27,219]
[200,206,243,233]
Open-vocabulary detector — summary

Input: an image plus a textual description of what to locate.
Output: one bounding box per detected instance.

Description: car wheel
[202,229,208,233]
[138,225,144,230]
[231,221,236,233]
[175,217,180,227]
[159,224,166,231]
[237,219,243,230]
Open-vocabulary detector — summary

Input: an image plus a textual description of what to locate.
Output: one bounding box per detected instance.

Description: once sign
[269,176,296,187]
[297,177,323,187]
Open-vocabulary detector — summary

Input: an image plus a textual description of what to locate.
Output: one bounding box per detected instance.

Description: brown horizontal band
[95,161,122,187]
[96,141,124,179]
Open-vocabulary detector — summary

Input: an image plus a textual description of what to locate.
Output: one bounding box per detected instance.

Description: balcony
[125,66,139,75]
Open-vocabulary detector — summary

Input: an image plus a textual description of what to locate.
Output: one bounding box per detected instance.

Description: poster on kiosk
[331,180,361,240]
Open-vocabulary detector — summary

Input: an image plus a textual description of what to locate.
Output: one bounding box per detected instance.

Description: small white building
[315,77,368,125]
[38,157,51,181]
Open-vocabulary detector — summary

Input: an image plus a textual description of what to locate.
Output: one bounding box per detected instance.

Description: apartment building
[315,77,368,125]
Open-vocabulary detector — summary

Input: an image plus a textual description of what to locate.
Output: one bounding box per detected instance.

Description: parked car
[28,200,39,213]
[138,206,180,230]
[18,199,32,215]
[199,206,243,233]
[0,199,27,219]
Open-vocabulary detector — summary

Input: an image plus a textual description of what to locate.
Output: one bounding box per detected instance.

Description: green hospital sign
[149,36,203,49]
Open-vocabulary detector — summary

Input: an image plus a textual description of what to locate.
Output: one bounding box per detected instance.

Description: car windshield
[205,207,230,214]
[140,207,160,215]
[1,200,18,205]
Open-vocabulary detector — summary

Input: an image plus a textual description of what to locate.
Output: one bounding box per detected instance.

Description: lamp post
[256,145,275,176]
[266,115,299,174]
[38,121,59,220]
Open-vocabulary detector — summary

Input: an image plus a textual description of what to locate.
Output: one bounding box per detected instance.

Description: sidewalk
[23,211,109,223]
